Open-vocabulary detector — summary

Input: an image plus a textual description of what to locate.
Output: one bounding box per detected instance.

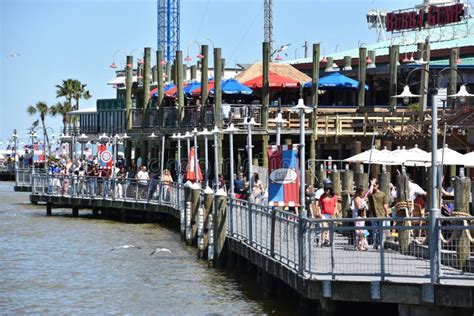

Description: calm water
[0,181,284,314]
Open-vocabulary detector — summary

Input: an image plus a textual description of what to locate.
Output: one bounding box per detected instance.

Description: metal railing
[27,173,474,284]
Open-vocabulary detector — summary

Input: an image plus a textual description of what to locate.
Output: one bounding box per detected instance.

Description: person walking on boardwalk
[317,179,338,247]
[136,165,150,199]
[368,178,389,250]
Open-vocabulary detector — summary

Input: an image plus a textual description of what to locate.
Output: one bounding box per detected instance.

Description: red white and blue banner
[33,143,45,162]
[98,144,113,168]
[267,145,300,207]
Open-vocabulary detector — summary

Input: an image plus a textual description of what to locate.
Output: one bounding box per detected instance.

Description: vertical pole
[358,47,367,107]
[389,45,399,111]
[160,135,165,178]
[201,45,209,109]
[276,123,281,146]
[143,47,151,109]
[229,132,235,196]
[448,48,458,110]
[194,131,199,185]
[247,121,254,243]
[430,76,440,284]
[213,133,219,190]
[204,136,209,188]
[298,108,306,275]
[214,48,223,177]
[176,50,184,127]
[262,42,270,169]
[420,39,430,119]
[125,55,133,130]
[190,65,196,81]
[310,43,320,186]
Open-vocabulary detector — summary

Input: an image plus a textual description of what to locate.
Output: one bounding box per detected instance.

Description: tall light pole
[243,116,259,244]
[198,128,213,189]
[78,133,88,160]
[270,112,287,146]
[393,66,474,284]
[223,123,240,196]
[171,133,185,184]
[211,126,221,191]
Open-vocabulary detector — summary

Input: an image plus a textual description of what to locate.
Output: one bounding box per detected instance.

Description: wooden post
[143,47,151,109]
[188,186,201,246]
[151,65,157,83]
[125,55,133,130]
[419,40,430,119]
[200,45,209,125]
[383,140,393,176]
[46,203,52,216]
[309,43,320,186]
[448,48,459,110]
[200,188,214,258]
[213,191,228,267]
[165,61,171,83]
[190,65,197,81]
[378,167,391,200]
[262,42,270,169]
[156,51,165,129]
[315,164,327,188]
[354,140,362,173]
[389,45,399,111]
[92,207,99,217]
[329,168,342,217]
[358,47,367,107]
[324,57,334,72]
[355,166,368,191]
[72,207,79,217]
[454,169,471,213]
[373,139,381,178]
[176,50,184,127]
[214,48,223,175]
[341,167,354,218]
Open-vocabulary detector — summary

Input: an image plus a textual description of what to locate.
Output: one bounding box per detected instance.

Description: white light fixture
[198,128,213,136]
[122,133,130,139]
[270,112,288,125]
[447,84,474,103]
[290,98,313,113]
[148,132,158,139]
[224,123,240,133]
[243,117,259,126]
[392,85,421,104]
[78,133,88,140]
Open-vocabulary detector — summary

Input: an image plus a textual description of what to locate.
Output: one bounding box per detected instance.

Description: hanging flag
[98,144,113,168]
[186,146,203,182]
[33,143,45,162]
[267,145,300,207]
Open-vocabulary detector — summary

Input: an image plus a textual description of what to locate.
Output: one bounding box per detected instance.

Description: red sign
[386,3,465,32]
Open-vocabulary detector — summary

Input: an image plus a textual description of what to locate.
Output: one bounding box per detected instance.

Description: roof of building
[235,62,311,83]
[286,19,474,65]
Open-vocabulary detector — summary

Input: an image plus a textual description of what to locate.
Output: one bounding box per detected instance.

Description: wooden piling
[358,47,367,107]
[156,51,165,123]
[448,48,459,109]
[143,47,151,109]
[389,45,399,111]
[455,169,471,213]
[72,207,79,217]
[341,168,354,218]
[354,141,362,173]
[188,186,201,245]
[199,188,214,258]
[46,203,52,216]
[200,45,209,125]
[309,43,320,186]
[190,65,196,81]
[315,164,327,188]
[125,55,133,130]
[355,167,368,191]
[378,167,391,199]
[419,39,430,118]
[213,190,228,267]
[262,42,270,169]
[176,50,184,126]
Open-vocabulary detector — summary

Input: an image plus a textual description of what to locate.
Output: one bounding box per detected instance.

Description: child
[355,208,369,251]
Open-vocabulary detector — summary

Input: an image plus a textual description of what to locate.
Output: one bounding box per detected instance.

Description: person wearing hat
[317,178,338,247]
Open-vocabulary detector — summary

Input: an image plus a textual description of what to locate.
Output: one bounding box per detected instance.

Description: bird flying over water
[150,248,172,255]
[110,244,141,251]
[7,53,21,58]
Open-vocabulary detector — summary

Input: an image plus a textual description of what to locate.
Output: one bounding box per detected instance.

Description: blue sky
[0,0,419,144]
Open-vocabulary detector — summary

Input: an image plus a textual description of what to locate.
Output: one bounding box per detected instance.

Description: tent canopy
[243,71,300,89]
[210,78,253,95]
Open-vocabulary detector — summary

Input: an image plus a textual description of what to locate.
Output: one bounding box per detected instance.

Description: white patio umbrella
[419,145,465,166]
[385,146,408,165]
[344,146,380,163]
[463,151,474,167]
[404,145,430,167]
[371,147,394,165]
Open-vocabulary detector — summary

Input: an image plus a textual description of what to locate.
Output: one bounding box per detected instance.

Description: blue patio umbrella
[151,83,177,97]
[304,72,368,90]
[210,78,253,95]
[183,81,201,95]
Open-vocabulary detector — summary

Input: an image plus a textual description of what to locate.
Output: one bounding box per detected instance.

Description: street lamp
[223,123,240,197]
[78,133,88,159]
[170,133,185,184]
[12,129,18,186]
[290,98,313,214]
[270,43,291,61]
[269,112,287,146]
[198,128,213,189]
[392,66,474,284]
[211,126,221,191]
[243,116,259,243]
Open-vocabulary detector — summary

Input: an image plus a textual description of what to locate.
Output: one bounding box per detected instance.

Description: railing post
[330,220,335,279]
[298,212,305,275]
[270,207,276,257]
[380,220,385,281]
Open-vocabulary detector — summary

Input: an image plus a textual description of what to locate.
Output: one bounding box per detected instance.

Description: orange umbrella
[186,147,203,182]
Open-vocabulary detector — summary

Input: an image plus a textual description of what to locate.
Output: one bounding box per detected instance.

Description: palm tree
[71,80,92,111]
[55,79,75,110]
[27,101,51,155]
[49,101,70,135]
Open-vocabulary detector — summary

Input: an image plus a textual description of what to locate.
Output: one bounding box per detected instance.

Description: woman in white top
[352,186,368,219]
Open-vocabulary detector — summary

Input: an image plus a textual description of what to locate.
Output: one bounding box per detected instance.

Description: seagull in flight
[110,244,141,251]
[150,248,172,256]
[8,53,21,58]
